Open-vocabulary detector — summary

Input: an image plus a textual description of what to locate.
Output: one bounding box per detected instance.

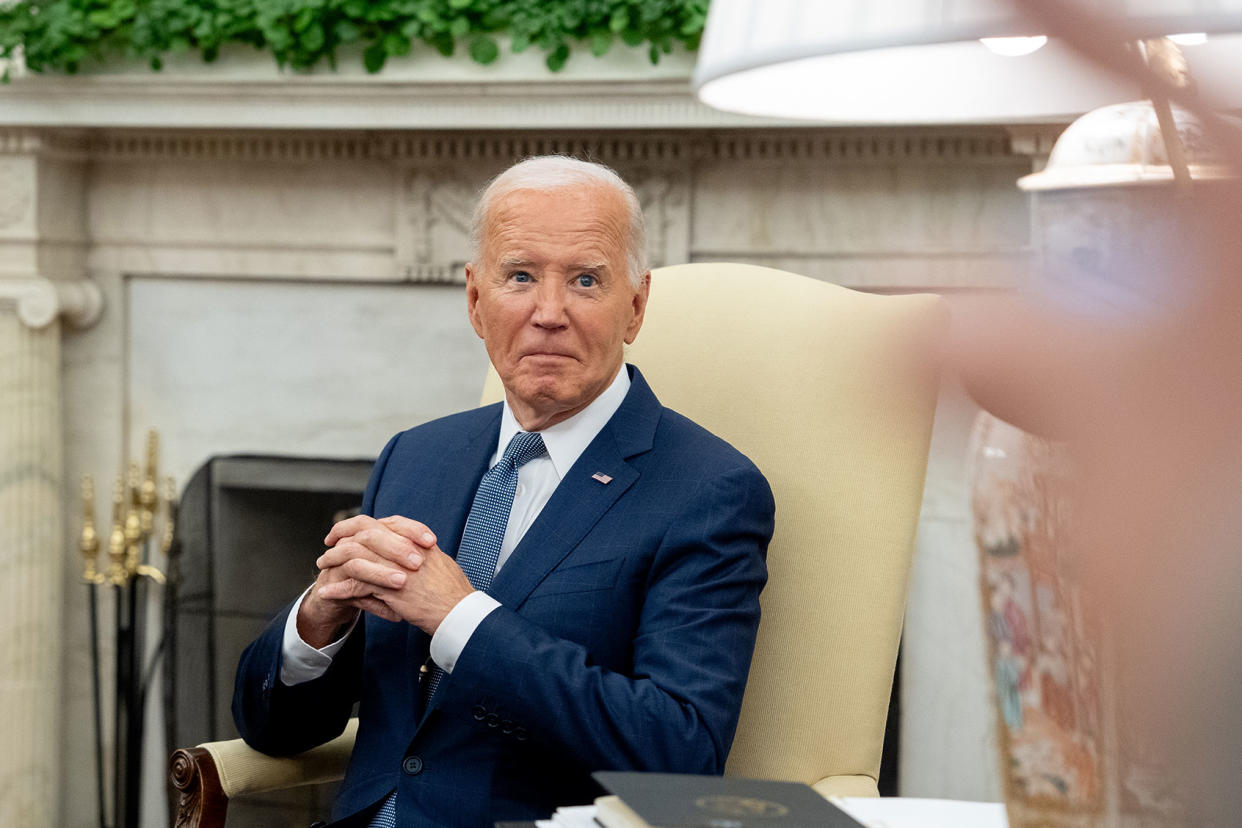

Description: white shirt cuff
[279,586,359,686]
[429,590,501,674]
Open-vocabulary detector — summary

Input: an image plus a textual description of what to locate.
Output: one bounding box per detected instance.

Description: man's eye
[576,274,596,288]
[511,271,532,283]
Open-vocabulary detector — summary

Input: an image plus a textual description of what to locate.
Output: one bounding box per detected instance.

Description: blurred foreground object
[692,0,1242,823]
[959,94,1242,825]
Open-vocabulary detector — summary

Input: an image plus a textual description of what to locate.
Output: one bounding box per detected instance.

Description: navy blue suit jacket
[233,366,774,827]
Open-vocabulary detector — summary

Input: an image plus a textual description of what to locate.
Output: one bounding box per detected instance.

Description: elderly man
[233,156,774,827]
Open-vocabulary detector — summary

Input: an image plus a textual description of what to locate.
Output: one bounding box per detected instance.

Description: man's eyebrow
[496,258,611,271]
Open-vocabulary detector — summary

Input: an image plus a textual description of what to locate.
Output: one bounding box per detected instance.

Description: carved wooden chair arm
[169,719,358,828]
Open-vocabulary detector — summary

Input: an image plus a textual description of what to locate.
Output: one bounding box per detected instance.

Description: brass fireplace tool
[79,429,179,828]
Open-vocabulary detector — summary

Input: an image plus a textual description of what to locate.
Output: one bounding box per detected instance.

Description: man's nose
[530,280,569,328]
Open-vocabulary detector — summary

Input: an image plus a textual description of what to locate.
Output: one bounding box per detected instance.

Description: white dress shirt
[280,365,630,686]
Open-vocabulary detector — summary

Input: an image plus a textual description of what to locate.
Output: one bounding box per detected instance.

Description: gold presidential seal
[694,795,790,818]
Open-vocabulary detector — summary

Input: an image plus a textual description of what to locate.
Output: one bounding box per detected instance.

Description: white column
[0,309,63,826]
[0,131,101,828]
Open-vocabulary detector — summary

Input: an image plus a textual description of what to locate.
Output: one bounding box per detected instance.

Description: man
[233,156,775,827]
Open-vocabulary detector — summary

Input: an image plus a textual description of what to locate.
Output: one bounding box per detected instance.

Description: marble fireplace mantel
[0,45,1069,142]
[0,45,801,130]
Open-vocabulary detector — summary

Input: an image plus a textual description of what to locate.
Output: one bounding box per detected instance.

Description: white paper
[549,804,599,828]
[830,797,1009,828]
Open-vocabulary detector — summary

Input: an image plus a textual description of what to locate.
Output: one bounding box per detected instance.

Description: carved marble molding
[0,128,47,157]
[1005,124,1067,160]
[85,127,1027,165]
[0,127,92,160]
[631,169,690,270]
[0,159,32,230]
[0,277,104,329]
[397,168,478,284]
[75,123,1034,288]
[393,162,692,283]
[0,130,96,320]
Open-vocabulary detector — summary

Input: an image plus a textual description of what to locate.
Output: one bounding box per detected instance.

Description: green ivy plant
[0,0,708,81]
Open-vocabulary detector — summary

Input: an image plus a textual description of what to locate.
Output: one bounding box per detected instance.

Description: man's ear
[623,271,652,345]
[465,263,485,339]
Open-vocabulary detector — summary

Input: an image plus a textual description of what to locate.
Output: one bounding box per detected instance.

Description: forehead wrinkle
[483,188,629,271]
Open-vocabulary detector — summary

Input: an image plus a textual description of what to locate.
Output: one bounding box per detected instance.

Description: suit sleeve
[231,432,400,756]
[441,462,774,773]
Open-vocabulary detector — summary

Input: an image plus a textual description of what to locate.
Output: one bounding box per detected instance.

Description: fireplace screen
[172,454,374,826]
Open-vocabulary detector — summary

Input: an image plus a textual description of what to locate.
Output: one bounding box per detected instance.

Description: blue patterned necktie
[368,430,546,828]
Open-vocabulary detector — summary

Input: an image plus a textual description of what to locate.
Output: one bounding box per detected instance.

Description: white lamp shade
[694,0,1242,124]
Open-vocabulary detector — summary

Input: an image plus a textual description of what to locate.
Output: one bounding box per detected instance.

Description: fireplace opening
[172,454,374,826]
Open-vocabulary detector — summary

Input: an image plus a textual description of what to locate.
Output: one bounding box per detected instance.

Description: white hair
[469,155,648,287]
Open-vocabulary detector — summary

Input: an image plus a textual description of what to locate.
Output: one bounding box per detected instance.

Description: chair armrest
[812,774,880,799]
[169,719,358,828]
[169,745,230,828]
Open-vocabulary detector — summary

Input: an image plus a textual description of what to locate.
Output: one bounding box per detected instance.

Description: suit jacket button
[472,704,487,721]
[402,755,424,775]
[501,719,514,734]
[514,726,528,741]
[485,713,500,728]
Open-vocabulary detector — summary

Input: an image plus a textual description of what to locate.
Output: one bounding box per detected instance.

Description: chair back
[484,262,947,797]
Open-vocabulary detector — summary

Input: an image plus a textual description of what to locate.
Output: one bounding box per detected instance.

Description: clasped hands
[297,515,475,648]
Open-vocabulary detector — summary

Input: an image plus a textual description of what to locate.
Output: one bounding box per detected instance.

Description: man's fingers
[325,514,380,547]
[317,541,399,573]
[325,513,436,550]
[349,596,402,623]
[338,557,407,590]
[354,526,426,569]
[316,584,403,622]
[378,515,438,549]
[317,561,405,599]
[318,580,402,623]
[315,578,365,601]
[324,521,429,570]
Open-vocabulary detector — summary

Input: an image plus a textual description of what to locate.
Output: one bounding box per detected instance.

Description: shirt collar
[496,364,631,478]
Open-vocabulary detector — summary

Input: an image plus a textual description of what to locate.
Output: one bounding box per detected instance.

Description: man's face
[466,185,650,431]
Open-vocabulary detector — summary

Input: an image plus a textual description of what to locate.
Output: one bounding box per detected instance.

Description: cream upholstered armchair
[170,263,946,825]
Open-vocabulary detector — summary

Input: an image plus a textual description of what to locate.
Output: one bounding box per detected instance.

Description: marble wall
[125,279,487,488]
[5,123,1058,826]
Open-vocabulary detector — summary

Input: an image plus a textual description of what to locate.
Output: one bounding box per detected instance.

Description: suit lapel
[425,406,503,561]
[489,367,662,609]
[407,405,501,727]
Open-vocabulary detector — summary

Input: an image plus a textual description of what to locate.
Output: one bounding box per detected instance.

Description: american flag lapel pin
[591,472,613,485]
